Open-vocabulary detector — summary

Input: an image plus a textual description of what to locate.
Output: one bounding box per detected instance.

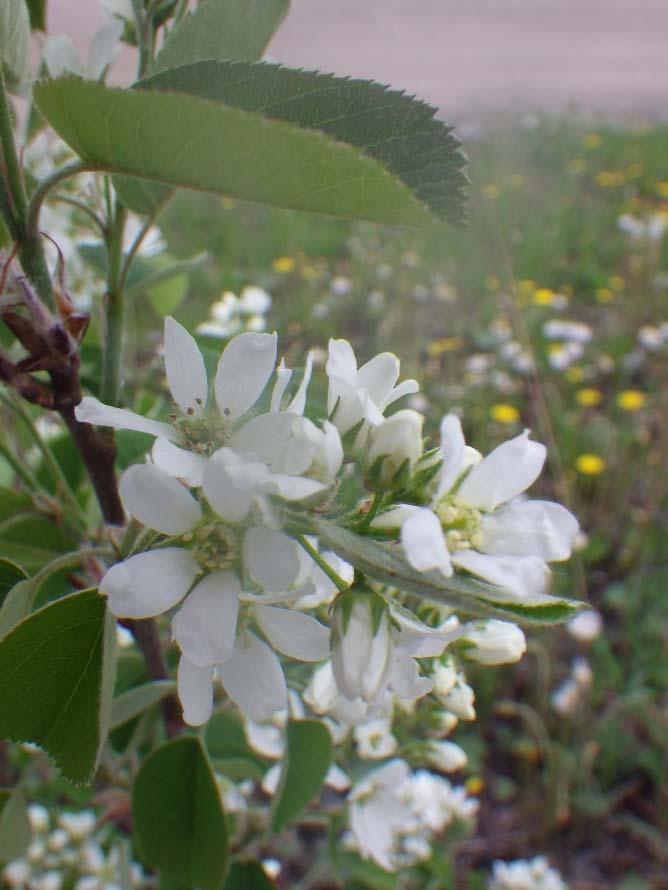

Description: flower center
[182,521,240,572]
[171,407,231,455]
[434,500,483,551]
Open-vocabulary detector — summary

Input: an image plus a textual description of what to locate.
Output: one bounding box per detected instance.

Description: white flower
[566,609,602,642]
[331,592,394,703]
[377,414,578,600]
[354,719,398,759]
[542,320,592,344]
[410,769,478,831]
[364,409,424,489]
[326,338,418,450]
[432,664,476,720]
[76,319,279,485]
[489,856,567,890]
[43,20,124,81]
[461,620,527,665]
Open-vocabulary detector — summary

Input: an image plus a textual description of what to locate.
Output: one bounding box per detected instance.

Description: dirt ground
[49,0,668,122]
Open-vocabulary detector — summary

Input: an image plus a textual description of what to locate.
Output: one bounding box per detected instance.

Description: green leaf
[151,0,289,73]
[148,272,188,315]
[141,60,467,225]
[0,559,26,603]
[110,680,176,730]
[223,861,275,890]
[34,77,451,227]
[305,518,584,626]
[133,736,228,890]
[0,589,116,783]
[270,719,332,832]
[24,0,47,31]
[0,0,30,91]
[0,788,31,862]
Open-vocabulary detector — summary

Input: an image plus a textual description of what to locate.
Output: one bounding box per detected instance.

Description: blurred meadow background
[4,1,668,887]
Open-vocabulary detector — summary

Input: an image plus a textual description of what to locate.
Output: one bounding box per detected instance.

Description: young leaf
[133,736,228,890]
[141,60,467,225]
[304,518,584,626]
[270,719,332,832]
[0,559,26,603]
[0,0,30,91]
[33,78,455,227]
[223,861,275,890]
[0,788,31,861]
[150,0,289,73]
[110,680,176,730]
[0,589,117,783]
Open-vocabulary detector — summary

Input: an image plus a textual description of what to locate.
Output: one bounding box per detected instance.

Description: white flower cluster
[76,320,578,730]
[489,855,568,890]
[3,805,144,890]
[196,286,272,339]
[345,759,478,872]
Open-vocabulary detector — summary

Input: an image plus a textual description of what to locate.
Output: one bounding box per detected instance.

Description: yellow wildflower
[617,389,646,411]
[584,132,601,149]
[575,454,606,475]
[427,337,464,357]
[596,170,626,188]
[466,776,485,795]
[565,367,584,383]
[490,404,520,424]
[609,275,625,292]
[272,256,296,274]
[595,287,614,303]
[533,287,555,306]
[482,184,500,200]
[576,388,602,407]
[656,181,668,198]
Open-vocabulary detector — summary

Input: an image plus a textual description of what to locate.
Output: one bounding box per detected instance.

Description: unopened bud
[364,409,424,490]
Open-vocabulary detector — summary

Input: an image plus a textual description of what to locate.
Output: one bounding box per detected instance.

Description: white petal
[325,764,352,791]
[43,35,82,77]
[119,464,201,534]
[74,396,176,440]
[327,375,366,436]
[177,655,214,726]
[326,339,357,384]
[371,504,420,532]
[384,378,419,409]
[390,657,433,700]
[214,332,277,420]
[286,351,314,415]
[243,527,308,592]
[452,550,550,600]
[85,19,123,79]
[202,448,262,522]
[254,606,330,661]
[152,437,208,487]
[244,722,284,759]
[264,474,329,502]
[401,508,452,576]
[270,359,292,412]
[100,548,197,618]
[218,633,287,722]
[480,499,579,562]
[230,413,312,475]
[356,352,400,408]
[172,571,240,666]
[457,431,546,511]
[163,317,208,414]
[437,413,467,498]
[261,763,282,796]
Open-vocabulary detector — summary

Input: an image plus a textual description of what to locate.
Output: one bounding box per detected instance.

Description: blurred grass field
[158,115,668,886]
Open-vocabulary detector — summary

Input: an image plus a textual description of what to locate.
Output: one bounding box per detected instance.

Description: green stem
[0,392,87,528]
[0,435,42,492]
[131,0,150,77]
[0,68,55,306]
[118,192,172,293]
[100,198,128,406]
[358,492,385,531]
[26,162,96,240]
[31,546,113,589]
[296,534,350,592]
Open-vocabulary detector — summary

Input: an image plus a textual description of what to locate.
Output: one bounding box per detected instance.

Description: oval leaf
[0,0,30,91]
[110,680,176,730]
[0,559,26,602]
[140,60,467,225]
[133,736,228,890]
[304,518,584,626]
[270,719,332,832]
[0,589,117,783]
[0,789,31,862]
[34,77,445,227]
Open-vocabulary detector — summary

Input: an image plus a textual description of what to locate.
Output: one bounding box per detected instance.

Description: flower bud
[425,740,468,773]
[364,409,424,490]
[461,620,527,665]
[331,590,393,702]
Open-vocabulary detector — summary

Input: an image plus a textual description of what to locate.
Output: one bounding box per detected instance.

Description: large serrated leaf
[151,0,288,73]
[133,737,228,890]
[0,589,117,783]
[270,719,332,832]
[140,60,467,225]
[34,76,457,227]
[304,518,584,626]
